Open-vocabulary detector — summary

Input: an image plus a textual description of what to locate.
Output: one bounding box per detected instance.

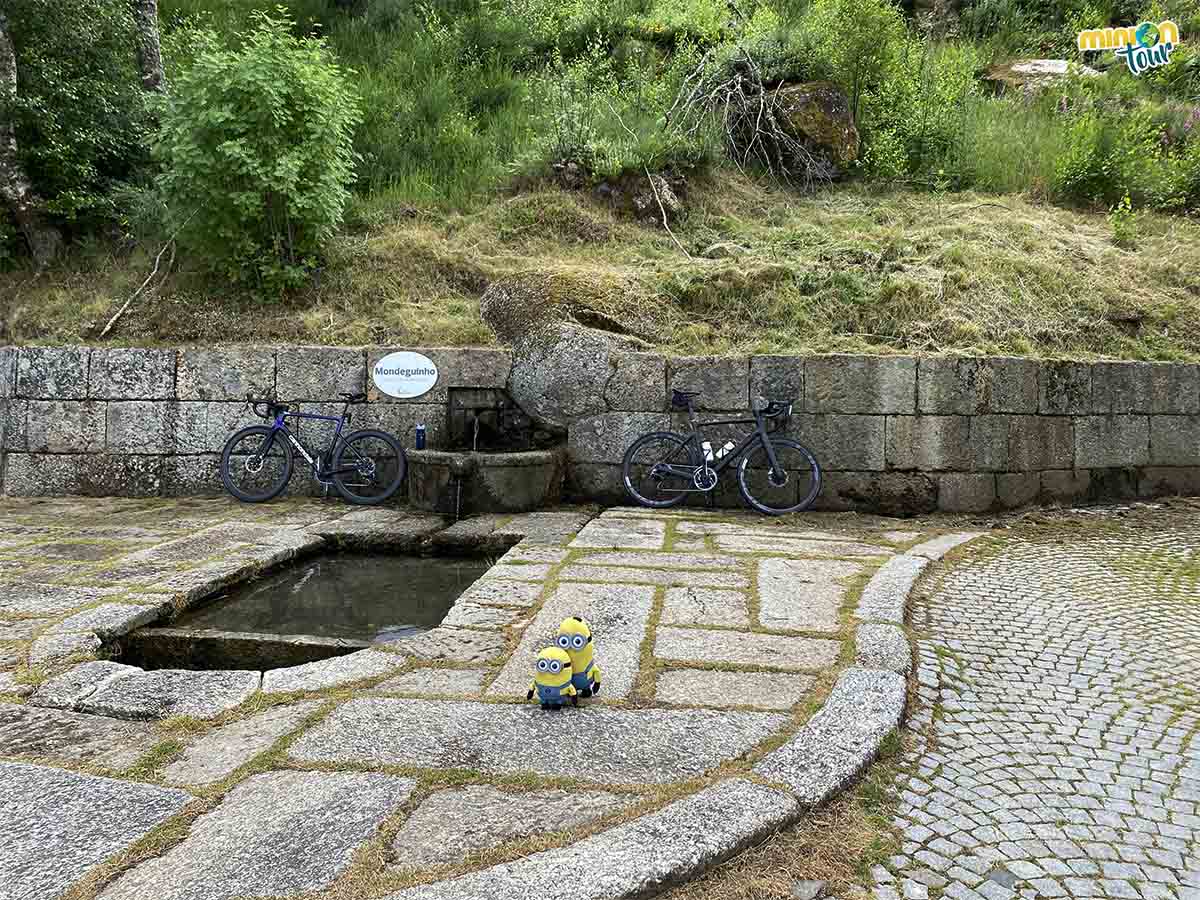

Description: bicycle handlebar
[245,392,283,420]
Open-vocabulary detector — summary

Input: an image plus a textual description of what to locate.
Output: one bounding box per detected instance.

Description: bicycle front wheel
[622,431,699,509]
[220,426,294,503]
[332,429,407,505]
[737,437,821,515]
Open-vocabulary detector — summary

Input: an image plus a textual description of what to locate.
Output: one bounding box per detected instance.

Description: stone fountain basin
[406,448,566,515]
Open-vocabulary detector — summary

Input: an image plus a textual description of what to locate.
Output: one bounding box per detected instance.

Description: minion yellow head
[556,616,594,670]
[533,646,573,688]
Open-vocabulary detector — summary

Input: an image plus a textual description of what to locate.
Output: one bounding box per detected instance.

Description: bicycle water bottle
[415,424,426,450]
[715,440,735,459]
[701,441,714,462]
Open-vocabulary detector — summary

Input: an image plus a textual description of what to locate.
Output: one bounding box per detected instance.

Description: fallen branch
[98,208,197,338]
[98,238,175,338]
[645,166,692,260]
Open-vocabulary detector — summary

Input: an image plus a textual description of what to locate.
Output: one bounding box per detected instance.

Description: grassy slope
[3,174,1200,360]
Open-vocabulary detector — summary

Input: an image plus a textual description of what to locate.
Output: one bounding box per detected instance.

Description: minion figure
[557,616,602,698]
[526,646,578,710]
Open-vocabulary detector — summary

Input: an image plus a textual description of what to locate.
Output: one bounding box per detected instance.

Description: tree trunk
[130,0,164,92]
[0,13,62,267]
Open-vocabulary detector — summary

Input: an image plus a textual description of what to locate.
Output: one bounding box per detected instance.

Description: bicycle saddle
[340,392,367,404]
[671,389,701,406]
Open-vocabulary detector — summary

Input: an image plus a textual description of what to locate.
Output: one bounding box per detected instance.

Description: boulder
[509,322,649,432]
[775,81,859,172]
[984,59,1101,93]
[480,273,653,432]
[594,171,686,225]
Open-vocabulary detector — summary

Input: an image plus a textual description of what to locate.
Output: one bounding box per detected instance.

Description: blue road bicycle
[220,392,406,505]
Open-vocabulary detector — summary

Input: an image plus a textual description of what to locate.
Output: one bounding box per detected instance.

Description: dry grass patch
[661,731,907,900]
[4,176,1199,359]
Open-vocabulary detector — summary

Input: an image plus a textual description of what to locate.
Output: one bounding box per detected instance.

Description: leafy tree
[154,9,362,289]
[3,0,150,229]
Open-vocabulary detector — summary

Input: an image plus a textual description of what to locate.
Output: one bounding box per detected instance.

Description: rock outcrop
[984,59,1101,93]
[774,81,860,174]
[479,273,652,432]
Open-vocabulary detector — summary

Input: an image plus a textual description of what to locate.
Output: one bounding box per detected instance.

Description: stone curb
[377,531,988,900]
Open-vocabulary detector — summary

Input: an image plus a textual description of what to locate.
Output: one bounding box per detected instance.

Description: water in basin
[168,554,489,643]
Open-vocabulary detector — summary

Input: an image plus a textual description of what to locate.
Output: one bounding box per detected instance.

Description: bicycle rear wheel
[621,431,699,509]
[220,426,294,503]
[737,437,821,515]
[332,429,406,505]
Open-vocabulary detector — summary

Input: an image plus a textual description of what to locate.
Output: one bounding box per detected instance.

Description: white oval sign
[372,351,439,399]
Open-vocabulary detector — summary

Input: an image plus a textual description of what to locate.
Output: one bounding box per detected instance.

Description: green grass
[6,174,1199,360]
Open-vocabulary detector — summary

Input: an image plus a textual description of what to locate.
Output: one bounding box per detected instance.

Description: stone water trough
[407,388,566,516]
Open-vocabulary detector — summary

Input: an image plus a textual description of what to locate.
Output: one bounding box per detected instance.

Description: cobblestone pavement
[874,506,1200,900]
[0,498,926,900]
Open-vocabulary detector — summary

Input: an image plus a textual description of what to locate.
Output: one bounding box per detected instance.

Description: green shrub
[4,0,150,228]
[802,0,908,118]
[1108,193,1141,246]
[155,10,362,289]
[524,38,714,179]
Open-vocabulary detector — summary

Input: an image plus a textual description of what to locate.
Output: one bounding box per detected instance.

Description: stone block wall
[2,345,1198,513]
[0,346,509,499]
[564,354,1200,513]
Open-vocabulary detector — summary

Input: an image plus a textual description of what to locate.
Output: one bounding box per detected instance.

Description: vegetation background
[1,0,1199,359]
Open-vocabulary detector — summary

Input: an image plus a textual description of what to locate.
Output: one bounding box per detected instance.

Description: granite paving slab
[0,673,33,698]
[753,667,906,805]
[441,601,524,629]
[398,627,508,664]
[261,648,403,694]
[31,661,142,710]
[488,582,656,700]
[558,564,749,589]
[97,771,416,900]
[389,785,635,869]
[655,669,816,710]
[289,698,788,784]
[712,534,888,557]
[578,551,742,570]
[0,704,161,769]
[81,669,260,720]
[162,700,322,786]
[455,579,544,608]
[854,624,911,674]
[29,629,102,664]
[0,583,125,616]
[855,554,929,624]
[569,518,667,550]
[497,545,571,564]
[660,586,751,628]
[479,562,553,582]
[382,779,801,900]
[51,602,166,638]
[376,667,490,695]
[757,558,861,632]
[0,762,190,900]
[655,627,841,671]
[0,617,47,640]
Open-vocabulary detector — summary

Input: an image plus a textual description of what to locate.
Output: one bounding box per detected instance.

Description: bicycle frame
[264,409,359,483]
[655,410,786,491]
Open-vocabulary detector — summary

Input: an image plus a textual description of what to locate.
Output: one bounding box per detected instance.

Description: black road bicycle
[621,390,821,516]
[220,392,406,505]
